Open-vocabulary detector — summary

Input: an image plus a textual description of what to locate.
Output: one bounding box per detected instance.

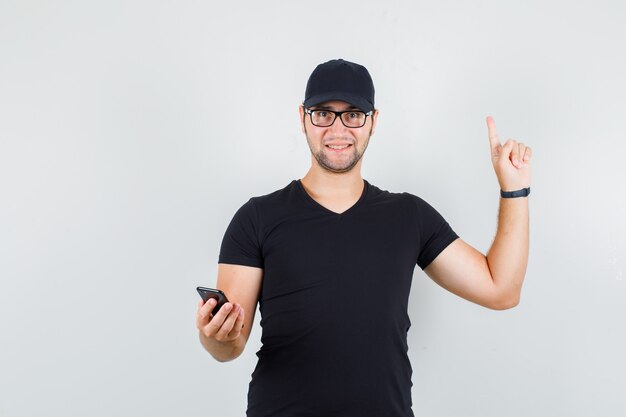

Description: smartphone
[196,287,229,315]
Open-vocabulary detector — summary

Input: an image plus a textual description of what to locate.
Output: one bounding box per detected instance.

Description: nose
[328,115,348,133]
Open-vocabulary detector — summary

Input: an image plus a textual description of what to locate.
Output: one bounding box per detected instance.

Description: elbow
[489,292,521,310]
[214,355,236,363]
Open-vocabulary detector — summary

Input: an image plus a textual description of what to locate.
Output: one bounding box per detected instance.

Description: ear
[370,109,379,136]
[299,105,306,134]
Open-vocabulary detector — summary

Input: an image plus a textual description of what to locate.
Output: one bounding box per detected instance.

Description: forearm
[486,197,529,305]
[199,332,246,362]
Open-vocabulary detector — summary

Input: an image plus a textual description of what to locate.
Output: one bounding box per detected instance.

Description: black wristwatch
[500,187,531,198]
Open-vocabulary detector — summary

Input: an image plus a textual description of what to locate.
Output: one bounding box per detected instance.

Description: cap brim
[303,91,374,113]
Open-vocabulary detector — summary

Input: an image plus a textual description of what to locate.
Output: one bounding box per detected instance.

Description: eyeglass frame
[304,108,374,128]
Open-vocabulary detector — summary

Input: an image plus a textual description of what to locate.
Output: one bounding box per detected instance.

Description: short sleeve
[218,198,264,268]
[409,195,459,270]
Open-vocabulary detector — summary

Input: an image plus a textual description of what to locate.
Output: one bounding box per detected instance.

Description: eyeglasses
[305,108,373,128]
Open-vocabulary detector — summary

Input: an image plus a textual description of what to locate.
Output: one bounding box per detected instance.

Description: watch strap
[500,187,531,198]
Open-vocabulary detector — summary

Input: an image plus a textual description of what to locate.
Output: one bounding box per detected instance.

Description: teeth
[328,145,350,149]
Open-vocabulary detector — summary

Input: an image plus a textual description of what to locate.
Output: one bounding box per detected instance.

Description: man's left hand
[487,116,532,191]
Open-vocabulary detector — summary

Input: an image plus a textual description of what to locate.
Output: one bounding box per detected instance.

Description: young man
[196,59,532,417]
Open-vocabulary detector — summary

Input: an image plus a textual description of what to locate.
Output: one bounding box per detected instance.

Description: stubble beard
[304,126,372,174]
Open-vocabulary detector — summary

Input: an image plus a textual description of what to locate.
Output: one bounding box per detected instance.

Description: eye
[347,112,360,119]
[316,111,330,118]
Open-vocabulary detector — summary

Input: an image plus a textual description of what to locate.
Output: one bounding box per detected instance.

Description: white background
[1,0,625,416]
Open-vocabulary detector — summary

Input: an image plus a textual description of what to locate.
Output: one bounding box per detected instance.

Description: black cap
[303,59,375,113]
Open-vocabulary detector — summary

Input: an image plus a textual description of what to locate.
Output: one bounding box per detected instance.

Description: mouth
[325,144,353,152]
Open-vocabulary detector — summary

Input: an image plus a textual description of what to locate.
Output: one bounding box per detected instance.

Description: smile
[326,144,352,150]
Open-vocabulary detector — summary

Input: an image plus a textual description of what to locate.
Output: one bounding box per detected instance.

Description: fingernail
[208,298,216,306]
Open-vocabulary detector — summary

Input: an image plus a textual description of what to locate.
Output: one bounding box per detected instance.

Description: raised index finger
[486,115,501,155]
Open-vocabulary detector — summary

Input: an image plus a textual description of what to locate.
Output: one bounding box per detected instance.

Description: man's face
[299,100,378,174]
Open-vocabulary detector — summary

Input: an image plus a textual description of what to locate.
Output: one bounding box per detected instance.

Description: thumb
[497,140,516,165]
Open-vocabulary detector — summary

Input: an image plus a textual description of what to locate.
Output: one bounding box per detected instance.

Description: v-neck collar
[295,179,370,216]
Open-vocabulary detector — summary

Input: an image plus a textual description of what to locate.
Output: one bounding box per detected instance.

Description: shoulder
[366,181,435,212]
[246,180,300,213]
[230,180,301,226]
[222,182,297,244]
[249,180,297,204]
[365,182,453,230]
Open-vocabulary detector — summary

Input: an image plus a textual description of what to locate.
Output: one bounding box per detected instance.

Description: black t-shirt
[218,179,458,417]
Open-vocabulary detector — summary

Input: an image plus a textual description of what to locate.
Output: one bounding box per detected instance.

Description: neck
[300,160,364,201]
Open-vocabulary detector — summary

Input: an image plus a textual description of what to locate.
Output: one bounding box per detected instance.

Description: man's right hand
[196,264,262,361]
[196,298,246,357]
